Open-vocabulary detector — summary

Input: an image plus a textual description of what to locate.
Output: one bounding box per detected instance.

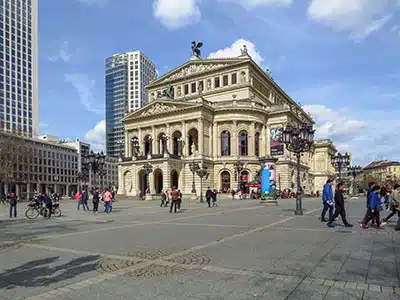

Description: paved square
[0,196,399,300]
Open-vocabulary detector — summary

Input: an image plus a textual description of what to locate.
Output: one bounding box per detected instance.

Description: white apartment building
[105,50,156,157]
[0,0,38,137]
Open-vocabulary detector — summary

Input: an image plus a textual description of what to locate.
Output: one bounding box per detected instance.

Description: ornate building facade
[118,48,338,197]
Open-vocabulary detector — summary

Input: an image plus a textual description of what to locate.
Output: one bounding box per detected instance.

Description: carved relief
[162,63,230,82]
[141,103,177,116]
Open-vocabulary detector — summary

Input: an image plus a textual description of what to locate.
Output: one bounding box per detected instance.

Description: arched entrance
[171,170,179,188]
[123,171,133,194]
[240,170,249,193]
[137,170,147,197]
[220,171,231,193]
[154,169,163,194]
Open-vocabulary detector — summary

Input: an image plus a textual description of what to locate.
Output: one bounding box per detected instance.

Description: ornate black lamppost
[189,160,200,193]
[283,122,315,215]
[332,152,350,180]
[348,165,361,195]
[196,165,208,203]
[98,169,107,190]
[84,150,106,190]
[143,163,153,194]
[77,171,88,191]
[131,137,140,157]
[234,161,244,192]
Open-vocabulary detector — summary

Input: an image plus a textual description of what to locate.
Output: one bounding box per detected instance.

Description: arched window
[238,131,248,156]
[144,136,152,156]
[221,130,231,156]
[254,132,260,157]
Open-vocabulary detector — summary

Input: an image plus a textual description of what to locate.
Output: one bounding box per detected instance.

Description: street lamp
[98,169,107,190]
[143,163,153,194]
[189,160,200,193]
[196,165,208,203]
[282,122,315,215]
[332,152,350,180]
[234,161,244,192]
[348,165,361,196]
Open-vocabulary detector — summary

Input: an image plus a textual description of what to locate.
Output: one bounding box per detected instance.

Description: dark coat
[334,189,345,208]
[206,189,213,199]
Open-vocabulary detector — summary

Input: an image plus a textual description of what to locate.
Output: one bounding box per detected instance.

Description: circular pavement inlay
[132,249,169,260]
[166,252,211,266]
[128,264,184,279]
[96,258,137,273]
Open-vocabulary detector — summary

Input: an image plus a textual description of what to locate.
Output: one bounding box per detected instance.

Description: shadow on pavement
[0,255,100,289]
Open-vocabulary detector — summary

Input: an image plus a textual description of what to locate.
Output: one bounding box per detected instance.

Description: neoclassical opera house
[118,46,337,197]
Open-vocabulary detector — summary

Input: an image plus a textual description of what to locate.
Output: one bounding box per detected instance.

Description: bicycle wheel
[25,207,39,219]
[53,208,62,217]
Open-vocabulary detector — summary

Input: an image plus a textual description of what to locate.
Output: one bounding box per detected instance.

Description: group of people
[75,188,114,214]
[321,179,400,230]
[160,186,183,213]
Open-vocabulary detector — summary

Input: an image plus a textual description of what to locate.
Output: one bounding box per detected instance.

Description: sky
[38,0,400,165]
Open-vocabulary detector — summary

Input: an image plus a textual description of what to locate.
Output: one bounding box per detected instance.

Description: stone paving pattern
[0,196,399,299]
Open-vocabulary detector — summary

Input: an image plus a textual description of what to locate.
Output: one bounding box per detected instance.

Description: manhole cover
[167,252,211,266]
[132,249,169,260]
[128,264,184,278]
[96,258,137,273]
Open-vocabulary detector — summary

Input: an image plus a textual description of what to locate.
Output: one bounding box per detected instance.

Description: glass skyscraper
[0,0,38,137]
[105,51,156,157]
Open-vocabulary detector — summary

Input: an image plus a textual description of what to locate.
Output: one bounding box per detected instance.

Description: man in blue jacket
[321,179,334,222]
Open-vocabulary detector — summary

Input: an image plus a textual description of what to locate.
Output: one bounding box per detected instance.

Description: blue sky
[39,0,400,165]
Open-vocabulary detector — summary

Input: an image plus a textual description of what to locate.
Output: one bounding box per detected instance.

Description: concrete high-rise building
[0,0,38,137]
[105,50,156,157]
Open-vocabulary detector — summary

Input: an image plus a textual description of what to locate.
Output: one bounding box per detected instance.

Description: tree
[0,130,33,188]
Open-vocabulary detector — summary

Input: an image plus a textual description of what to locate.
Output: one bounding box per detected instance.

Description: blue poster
[261,168,270,194]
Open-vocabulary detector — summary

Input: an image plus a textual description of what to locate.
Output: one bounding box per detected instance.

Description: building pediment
[122,100,200,122]
[147,58,247,88]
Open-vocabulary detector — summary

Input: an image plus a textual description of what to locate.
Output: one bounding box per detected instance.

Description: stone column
[198,119,204,156]
[249,122,255,156]
[16,184,20,199]
[151,126,156,155]
[232,121,238,156]
[167,124,171,154]
[212,122,218,158]
[181,121,187,156]
[261,125,266,157]
[138,128,142,155]
[4,183,8,195]
[266,125,271,157]
[26,183,31,200]
[124,130,129,157]
[66,184,69,197]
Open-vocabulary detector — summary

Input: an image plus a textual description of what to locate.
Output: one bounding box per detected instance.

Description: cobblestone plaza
[0,198,399,299]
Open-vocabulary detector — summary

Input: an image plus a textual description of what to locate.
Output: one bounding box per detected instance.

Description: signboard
[270,127,284,156]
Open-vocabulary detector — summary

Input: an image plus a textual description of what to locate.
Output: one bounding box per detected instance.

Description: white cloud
[153,0,200,29]
[64,74,104,115]
[308,0,397,39]
[230,0,291,8]
[84,120,105,152]
[48,41,72,63]
[208,39,264,66]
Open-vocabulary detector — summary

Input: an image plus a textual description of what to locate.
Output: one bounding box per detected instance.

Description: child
[362,185,384,229]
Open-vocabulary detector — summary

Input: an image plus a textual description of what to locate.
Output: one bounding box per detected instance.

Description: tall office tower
[0,0,38,137]
[105,50,156,157]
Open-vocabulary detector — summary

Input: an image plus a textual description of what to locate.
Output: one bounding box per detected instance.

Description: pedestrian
[92,188,100,214]
[9,192,17,218]
[362,185,384,229]
[382,183,399,225]
[82,190,89,211]
[212,189,218,207]
[177,189,182,212]
[327,182,353,228]
[231,189,236,200]
[206,187,213,208]
[75,191,82,210]
[321,179,334,222]
[160,190,167,207]
[103,188,113,213]
[361,182,376,226]
[169,186,179,213]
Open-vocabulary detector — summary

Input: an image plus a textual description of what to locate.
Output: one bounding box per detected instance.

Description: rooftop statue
[191,41,203,57]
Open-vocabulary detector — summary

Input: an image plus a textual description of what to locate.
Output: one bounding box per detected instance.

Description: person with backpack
[382,184,400,228]
[9,192,17,218]
[362,185,384,230]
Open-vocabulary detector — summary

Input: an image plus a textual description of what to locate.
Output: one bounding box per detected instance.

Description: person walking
[169,186,179,213]
[362,185,384,229]
[92,189,100,214]
[82,190,89,211]
[75,191,82,210]
[103,188,113,213]
[361,182,376,226]
[321,179,334,222]
[9,192,17,218]
[212,189,218,207]
[177,189,182,212]
[327,182,353,228]
[206,187,213,208]
[160,190,167,207]
[382,183,399,225]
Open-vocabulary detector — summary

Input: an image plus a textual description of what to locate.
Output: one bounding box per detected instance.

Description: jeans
[9,204,17,218]
[364,209,381,227]
[104,201,111,213]
[206,198,211,207]
[93,201,99,212]
[170,200,178,213]
[83,200,89,211]
[385,210,400,221]
[77,200,83,210]
[321,201,333,220]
